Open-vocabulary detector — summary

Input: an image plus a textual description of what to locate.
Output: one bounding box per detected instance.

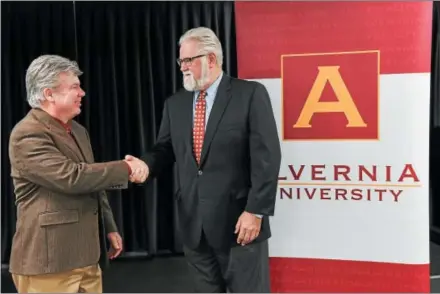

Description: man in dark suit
[127,27,281,292]
[8,55,148,293]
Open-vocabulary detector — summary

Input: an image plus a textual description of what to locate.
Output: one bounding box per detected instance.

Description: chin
[183,80,196,91]
[184,84,195,91]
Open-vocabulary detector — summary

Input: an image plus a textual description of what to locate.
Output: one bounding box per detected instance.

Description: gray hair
[179,27,223,67]
[25,55,83,108]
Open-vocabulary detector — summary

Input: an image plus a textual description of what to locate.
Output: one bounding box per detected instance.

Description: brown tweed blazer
[8,108,130,275]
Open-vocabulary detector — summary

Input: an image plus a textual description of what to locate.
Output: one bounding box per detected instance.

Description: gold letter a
[294,66,367,128]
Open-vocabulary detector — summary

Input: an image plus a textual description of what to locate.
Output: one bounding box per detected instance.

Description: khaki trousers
[11,264,102,293]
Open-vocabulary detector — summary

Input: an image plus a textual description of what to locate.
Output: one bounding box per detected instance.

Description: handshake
[124,155,149,183]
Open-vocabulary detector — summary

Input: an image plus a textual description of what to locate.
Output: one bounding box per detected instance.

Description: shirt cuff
[254,214,263,218]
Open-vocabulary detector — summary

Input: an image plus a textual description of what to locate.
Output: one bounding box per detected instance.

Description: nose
[180,62,189,72]
[79,87,86,97]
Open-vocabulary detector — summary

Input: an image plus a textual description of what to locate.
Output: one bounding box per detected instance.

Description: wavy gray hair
[25,55,83,108]
[179,27,223,67]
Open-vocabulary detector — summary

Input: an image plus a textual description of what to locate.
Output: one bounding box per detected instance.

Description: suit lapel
[200,75,232,165]
[70,124,94,163]
[181,91,198,166]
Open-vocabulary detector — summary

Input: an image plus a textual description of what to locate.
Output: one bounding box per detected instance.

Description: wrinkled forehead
[179,39,201,59]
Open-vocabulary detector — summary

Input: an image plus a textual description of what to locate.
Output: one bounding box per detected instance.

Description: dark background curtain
[430,2,440,241]
[431,2,440,128]
[1,0,237,265]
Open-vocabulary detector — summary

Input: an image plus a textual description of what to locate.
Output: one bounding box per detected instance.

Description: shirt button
[198,170,203,176]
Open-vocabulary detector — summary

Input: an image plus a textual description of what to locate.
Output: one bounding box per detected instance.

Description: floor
[3,244,440,292]
[1,254,193,293]
[430,242,440,291]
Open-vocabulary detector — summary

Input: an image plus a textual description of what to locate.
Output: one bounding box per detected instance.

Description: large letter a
[294,66,367,128]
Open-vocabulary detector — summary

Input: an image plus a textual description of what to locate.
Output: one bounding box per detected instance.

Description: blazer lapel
[70,124,94,163]
[200,75,232,166]
[32,109,85,162]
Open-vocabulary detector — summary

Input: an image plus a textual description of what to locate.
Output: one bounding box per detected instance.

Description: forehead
[58,71,80,86]
[179,39,200,58]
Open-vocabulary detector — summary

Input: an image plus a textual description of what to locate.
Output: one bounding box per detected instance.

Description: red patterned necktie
[193,91,207,165]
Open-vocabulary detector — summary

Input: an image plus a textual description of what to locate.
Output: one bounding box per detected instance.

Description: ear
[208,53,217,68]
[43,88,54,102]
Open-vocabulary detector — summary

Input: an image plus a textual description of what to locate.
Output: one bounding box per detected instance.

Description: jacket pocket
[217,122,243,132]
[39,210,79,227]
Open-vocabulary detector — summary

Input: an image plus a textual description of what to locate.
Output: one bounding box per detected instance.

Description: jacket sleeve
[141,98,176,177]
[9,130,130,195]
[245,82,282,216]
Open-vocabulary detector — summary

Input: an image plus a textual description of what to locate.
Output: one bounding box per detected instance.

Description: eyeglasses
[176,54,206,67]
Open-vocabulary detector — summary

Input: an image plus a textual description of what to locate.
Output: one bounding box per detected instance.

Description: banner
[235,2,433,292]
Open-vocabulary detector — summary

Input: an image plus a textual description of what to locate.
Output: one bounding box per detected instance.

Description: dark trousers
[183,231,270,293]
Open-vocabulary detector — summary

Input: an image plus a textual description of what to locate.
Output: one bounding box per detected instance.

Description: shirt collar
[54,118,72,133]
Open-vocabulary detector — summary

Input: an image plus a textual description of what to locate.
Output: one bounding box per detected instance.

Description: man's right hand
[124,155,149,183]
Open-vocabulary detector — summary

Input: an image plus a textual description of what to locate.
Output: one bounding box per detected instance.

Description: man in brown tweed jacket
[8,55,148,293]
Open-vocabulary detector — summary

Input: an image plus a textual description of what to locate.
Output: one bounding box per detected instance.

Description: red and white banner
[235,2,433,292]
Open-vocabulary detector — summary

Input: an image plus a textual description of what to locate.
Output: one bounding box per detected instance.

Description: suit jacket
[8,108,129,275]
[143,74,282,251]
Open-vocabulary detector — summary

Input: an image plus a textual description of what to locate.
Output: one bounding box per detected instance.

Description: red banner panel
[270,258,430,293]
[235,2,432,79]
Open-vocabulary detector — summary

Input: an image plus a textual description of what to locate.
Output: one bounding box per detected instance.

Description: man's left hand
[107,232,123,259]
[235,211,262,246]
